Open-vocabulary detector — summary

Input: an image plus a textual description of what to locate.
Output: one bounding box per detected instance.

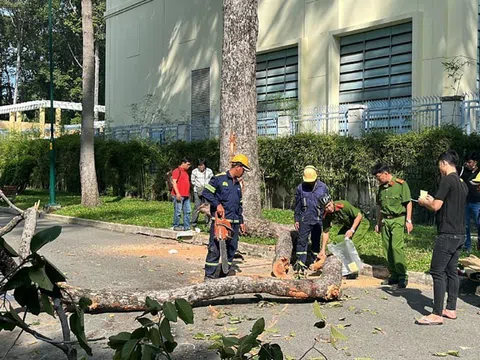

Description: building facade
[105,0,479,137]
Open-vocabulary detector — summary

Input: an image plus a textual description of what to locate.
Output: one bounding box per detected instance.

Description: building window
[191,67,210,141]
[256,46,298,112]
[339,22,412,103]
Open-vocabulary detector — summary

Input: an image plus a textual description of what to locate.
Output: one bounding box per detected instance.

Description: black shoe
[204,275,216,282]
[381,278,399,286]
[345,273,359,280]
[398,279,408,288]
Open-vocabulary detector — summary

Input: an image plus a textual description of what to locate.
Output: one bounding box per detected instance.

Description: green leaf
[40,293,55,317]
[432,353,448,357]
[14,285,41,315]
[162,301,177,322]
[313,301,326,320]
[44,258,67,283]
[222,336,239,347]
[69,310,92,356]
[0,237,18,257]
[447,350,460,357]
[137,317,154,327]
[148,328,162,347]
[330,325,348,349]
[251,317,265,337]
[193,332,207,340]
[8,306,28,328]
[4,267,32,291]
[259,344,283,360]
[160,317,174,342]
[237,334,257,356]
[121,339,139,360]
[78,297,92,311]
[141,344,160,360]
[145,297,161,311]
[131,327,147,340]
[30,226,62,253]
[175,299,194,324]
[29,266,53,291]
[0,313,17,331]
[108,332,132,350]
[163,341,177,353]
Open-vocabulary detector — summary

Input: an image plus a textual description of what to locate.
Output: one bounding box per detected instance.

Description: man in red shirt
[171,158,192,231]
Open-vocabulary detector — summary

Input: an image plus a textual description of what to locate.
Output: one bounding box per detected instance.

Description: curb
[0,207,430,285]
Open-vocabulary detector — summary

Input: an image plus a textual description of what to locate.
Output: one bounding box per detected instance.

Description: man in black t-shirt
[417,150,468,325]
[458,152,480,251]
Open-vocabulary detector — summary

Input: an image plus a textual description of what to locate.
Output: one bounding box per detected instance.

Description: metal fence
[461,92,480,134]
[71,93,480,142]
[362,96,441,133]
[290,105,349,136]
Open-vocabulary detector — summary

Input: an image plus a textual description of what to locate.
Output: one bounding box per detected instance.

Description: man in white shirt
[191,159,214,231]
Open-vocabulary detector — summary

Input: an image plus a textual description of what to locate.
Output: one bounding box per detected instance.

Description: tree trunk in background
[219,0,261,220]
[13,36,22,105]
[80,0,100,207]
[94,40,99,122]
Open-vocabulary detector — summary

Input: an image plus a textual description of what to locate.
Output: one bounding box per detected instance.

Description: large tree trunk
[219,0,298,276]
[80,0,100,207]
[63,255,342,313]
[220,0,261,220]
[94,40,99,122]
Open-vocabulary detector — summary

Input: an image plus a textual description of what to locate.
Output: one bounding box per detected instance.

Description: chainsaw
[214,214,233,274]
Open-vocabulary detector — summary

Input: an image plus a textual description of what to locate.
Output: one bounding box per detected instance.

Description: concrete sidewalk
[1,213,479,359]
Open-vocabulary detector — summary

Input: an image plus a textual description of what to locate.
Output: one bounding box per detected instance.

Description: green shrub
[1,125,479,224]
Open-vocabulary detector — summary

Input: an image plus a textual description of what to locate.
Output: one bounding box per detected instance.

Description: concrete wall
[105,0,478,126]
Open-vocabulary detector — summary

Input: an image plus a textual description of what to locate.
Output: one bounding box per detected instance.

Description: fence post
[346,105,365,138]
[440,95,464,130]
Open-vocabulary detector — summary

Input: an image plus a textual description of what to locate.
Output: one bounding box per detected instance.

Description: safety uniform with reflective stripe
[202,171,243,278]
[294,180,329,265]
[202,171,244,224]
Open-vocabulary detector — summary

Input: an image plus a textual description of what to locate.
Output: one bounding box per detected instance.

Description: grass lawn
[5,190,479,272]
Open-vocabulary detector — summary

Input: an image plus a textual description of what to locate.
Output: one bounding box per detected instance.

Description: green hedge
[1,126,479,220]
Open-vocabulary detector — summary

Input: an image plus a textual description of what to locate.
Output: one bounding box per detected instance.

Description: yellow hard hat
[472,172,480,184]
[303,165,318,182]
[231,154,251,171]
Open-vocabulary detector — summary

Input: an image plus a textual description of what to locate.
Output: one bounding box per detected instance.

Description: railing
[290,105,349,136]
[362,96,441,133]
[461,92,480,134]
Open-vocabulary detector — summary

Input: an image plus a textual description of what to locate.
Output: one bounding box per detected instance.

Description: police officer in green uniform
[319,195,370,251]
[372,163,413,288]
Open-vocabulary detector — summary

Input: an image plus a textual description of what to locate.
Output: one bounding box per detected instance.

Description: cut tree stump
[243,218,297,278]
[62,255,342,313]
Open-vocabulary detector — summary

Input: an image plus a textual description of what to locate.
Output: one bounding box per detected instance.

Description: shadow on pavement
[381,286,432,316]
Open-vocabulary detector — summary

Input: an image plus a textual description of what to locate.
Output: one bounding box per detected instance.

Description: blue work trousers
[205,223,240,278]
[296,222,321,265]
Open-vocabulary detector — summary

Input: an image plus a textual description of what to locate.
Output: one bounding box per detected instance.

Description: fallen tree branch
[0,214,25,276]
[0,190,24,215]
[61,255,342,313]
[18,204,39,260]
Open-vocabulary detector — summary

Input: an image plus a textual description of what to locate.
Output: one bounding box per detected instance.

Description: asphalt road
[1,213,479,360]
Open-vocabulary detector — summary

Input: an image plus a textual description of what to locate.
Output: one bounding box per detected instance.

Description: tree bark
[62,255,342,313]
[94,40,99,122]
[18,208,38,260]
[80,0,100,207]
[220,0,262,220]
[13,36,22,106]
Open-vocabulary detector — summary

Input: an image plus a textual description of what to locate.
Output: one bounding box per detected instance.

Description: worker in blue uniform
[202,154,250,280]
[294,165,329,275]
